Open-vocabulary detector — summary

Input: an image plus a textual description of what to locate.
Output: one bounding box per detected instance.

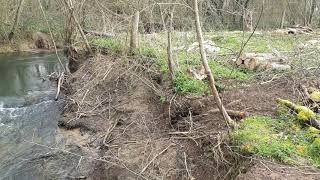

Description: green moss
[232,116,320,167]
[296,106,316,122]
[310,91,320,102]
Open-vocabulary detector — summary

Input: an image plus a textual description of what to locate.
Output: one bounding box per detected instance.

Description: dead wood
[277,98,320,130]
[288,25,313,35]
[130,11,140,54]
[55,72,65,101]
[235,53,290,71]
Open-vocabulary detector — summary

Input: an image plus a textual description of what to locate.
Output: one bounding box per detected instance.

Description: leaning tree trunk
[130,11,140,54]
[8,0,25,40]
[64,0,92,54]
[193,0,236,127]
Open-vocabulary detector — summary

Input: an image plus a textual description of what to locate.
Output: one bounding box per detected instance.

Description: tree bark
[280,9,286,29]
[193,0,236,127]
[308,0,316,25]
[130,11,140,54]
[64,0,93,54]
[8,0,25,40]
[167,6,175,83]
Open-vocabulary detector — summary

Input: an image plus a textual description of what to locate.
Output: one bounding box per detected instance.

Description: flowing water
[0,53,78,179]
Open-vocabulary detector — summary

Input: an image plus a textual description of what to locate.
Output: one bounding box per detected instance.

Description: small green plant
[159,96,166,104]
[232,116,320,167]
[91,38,123,53]
[173,72,209,95]
[139,45,160,58]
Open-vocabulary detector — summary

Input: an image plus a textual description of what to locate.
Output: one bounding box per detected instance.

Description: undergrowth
[232,115,320,167]
[91,36,251,95]
[89,30,318,96]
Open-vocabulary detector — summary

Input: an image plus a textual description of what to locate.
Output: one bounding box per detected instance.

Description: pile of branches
[62,54,163,126]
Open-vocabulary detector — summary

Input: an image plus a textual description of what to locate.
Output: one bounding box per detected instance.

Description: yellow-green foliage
[296,106,316,122]
[310,91,320,102]
[232,116,320,167]
[277,99,316,122]
[307,127,320,139]
[277,99,295,109]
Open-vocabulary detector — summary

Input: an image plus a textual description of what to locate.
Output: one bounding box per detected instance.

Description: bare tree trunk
[130,11,140,54]
[303,0,308,26]
[38,0,65,72]
[159,5,167,31]
[101,11,107,34]
[308,0,316,25]
[167,6,175,82]
[280,9,286,29]
[64,0,92,54]
[192,0,236,127]
[8,0,25,40]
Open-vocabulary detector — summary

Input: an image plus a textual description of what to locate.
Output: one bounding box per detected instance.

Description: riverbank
[60,51,320,179]
[0,40,35,53]
[0,32,63,54]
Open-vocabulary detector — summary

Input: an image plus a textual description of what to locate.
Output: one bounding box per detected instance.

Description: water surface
[0,53,77,179]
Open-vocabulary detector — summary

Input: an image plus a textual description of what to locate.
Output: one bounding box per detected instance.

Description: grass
[89,30,319,96]
[91,38,124,54]
[232,115,320,167]
[210,31,315,54]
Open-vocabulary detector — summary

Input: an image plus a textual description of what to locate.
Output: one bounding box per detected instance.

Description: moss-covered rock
[296,106,316,122]
[310,91,320,102]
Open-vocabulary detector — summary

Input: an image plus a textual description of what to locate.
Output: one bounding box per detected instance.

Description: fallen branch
[103,118,120,146]
[55,72,65,101]
[277,98,320,129]
[140,143,174,174]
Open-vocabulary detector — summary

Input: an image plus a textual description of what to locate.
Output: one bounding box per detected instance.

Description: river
[0,53,87,179]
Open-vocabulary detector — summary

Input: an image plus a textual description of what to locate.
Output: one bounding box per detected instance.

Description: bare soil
[60,54,320,180]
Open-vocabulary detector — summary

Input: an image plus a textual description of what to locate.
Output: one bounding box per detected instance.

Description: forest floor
[59,31,320,179]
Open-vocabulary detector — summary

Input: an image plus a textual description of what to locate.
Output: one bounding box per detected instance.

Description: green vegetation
[211,31,315,54]
[311,91,320,102]
[232,115,320,167]
[91,38,124,54]
[173,72,209,95]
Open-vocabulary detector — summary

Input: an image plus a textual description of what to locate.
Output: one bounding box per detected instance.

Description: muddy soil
[60,54,320,179]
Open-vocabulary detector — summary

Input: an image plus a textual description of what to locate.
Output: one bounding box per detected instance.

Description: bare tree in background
[64,0,92,54]
[8,0,25,40]
[308,0,317,25]
[130,11,140,54]
[193,0,236,127]
[166,5,175,82]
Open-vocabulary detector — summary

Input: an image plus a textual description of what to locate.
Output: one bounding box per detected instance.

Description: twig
[184,152,194,180]
[103,118,120,146]
[55,72,65,100]
[140,143,174,174]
